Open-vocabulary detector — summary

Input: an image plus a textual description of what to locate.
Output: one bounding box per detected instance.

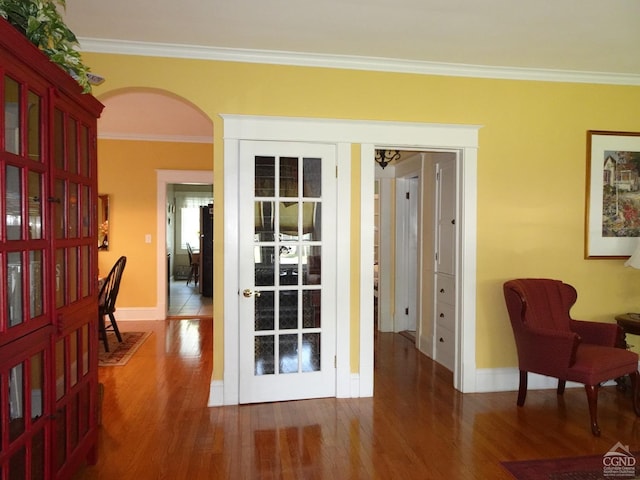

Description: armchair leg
[585,384,601,437]
[517,370,528,406]
[557,380,566,395]
[629,370,640,416]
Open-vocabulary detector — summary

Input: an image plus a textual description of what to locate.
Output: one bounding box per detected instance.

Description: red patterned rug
[98,331,151,366]
[502,451,639,479]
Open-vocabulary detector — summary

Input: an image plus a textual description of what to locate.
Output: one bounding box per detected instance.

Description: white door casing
[213,115,479,406]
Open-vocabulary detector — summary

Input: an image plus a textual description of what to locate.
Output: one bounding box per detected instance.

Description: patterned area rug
[98,331,151,366]
[502,453,639,480]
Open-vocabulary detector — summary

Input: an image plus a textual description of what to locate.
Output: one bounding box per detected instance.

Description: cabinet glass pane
[30,352,44,421]
[29,250,43,318]
[6,165,22,240]
[4,76,20,155]
[69,330,78,387]
[27,90,41,161]
[55,340,65,400]
[81,245,89,298]
[55,249,65,308]
[68,247,78,303]
[79,125,89,176]
[53,109,64,170]
[67,118,77,174]
[28,171,42,239]
[68,182,78,238]
[7,252,23,327]
[81,185,90,237]
[9,362,25,441]
[53,179,65,239]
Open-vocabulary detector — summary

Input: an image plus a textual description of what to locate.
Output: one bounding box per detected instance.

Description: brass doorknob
[242,289,261,298]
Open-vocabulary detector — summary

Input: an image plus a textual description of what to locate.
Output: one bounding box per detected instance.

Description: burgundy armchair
[503,278,640,436]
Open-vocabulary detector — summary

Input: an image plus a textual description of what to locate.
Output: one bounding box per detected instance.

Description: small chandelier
[375,149,401,169]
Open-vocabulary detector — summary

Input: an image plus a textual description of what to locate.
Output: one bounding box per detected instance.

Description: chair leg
[108,313,123,343]
[99,314,109,352]
[584,384,601,436]
[629,370,640,416]
[557,379,566,395]
[517,370,528,406]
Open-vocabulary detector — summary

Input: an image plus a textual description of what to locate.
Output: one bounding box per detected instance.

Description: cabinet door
[50,100,99,480]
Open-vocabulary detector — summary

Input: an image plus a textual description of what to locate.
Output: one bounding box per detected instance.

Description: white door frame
[215,115,480,406]
[155,169,213,319]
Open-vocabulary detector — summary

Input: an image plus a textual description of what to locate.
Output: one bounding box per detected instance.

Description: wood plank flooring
[75,319,640,479]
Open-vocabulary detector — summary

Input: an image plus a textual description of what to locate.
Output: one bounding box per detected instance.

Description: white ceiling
[63,0,640,140]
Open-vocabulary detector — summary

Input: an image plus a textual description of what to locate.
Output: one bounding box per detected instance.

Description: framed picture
[585,130,640,258]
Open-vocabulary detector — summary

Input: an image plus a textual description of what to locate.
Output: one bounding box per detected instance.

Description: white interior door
[238,141,337,403]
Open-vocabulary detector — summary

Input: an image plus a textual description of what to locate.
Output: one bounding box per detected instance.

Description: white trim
[156,169,214,323]
[98,132,213,144]
[79,37,640,87]
[220,115,480,404]
[207,381,225,407]
[473,368,608,393]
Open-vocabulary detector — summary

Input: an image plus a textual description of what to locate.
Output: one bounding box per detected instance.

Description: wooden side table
[615,313,640,349]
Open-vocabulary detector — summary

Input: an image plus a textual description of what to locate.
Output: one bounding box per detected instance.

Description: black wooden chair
[186,243,199,286]
[99,256,127,352]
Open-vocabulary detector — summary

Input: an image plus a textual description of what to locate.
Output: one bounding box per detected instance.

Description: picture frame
[585,130,640,258]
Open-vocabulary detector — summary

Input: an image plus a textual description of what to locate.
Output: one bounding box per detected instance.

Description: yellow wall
[84,51,640,382]
[97,139,213,306]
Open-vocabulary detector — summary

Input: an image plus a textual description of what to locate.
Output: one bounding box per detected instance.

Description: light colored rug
[98,331,151,366]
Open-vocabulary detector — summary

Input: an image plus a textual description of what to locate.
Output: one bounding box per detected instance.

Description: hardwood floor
[75,319,640,479]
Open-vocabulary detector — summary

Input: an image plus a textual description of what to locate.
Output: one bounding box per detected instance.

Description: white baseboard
[208,380,224,407]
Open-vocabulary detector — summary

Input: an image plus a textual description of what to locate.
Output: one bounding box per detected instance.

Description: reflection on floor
[167,278,212,318]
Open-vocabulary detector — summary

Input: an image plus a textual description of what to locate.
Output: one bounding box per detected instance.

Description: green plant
[0,0,92,92]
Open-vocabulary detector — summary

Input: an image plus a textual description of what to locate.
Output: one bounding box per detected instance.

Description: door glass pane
[55,406,66,468]
[53,179,65,238]
[81,324,89,376]
[303,157,321,197]
[255,336,274,375]
[53,109,64,169]
[279,334,298,374]
[4,76,20,155]
[79,125,89,176]
[67,118,77,174]
[27,90,41,161]
[255,156,275,196]
[31,352,44,420]
[28,171,42,239]
[279,291,297,329]
[6,165,22,240]
[255,201,274,240]
[29,250,43,318]
[7,252,23,327]
[32,429,45,480]
[302,333,320,372]
[255,246,274,287]
[9,447,25,479]
[302,290,321,328]
[55,249,65,308]
[255,291,274,331]
[55,340,66,400]
[68,182,78,238]
[305,246,321,285]
[69,330,78,387]
[9,362,25,441]
[279,157,298,198]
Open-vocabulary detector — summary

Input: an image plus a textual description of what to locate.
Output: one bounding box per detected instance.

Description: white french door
[238,141,337,403]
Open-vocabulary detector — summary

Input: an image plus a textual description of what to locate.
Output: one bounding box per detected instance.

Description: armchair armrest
[570,319,621,347]
[514,326,580,377]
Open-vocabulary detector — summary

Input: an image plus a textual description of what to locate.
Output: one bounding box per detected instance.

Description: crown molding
[79,37,640,87]
[98,131,213,143]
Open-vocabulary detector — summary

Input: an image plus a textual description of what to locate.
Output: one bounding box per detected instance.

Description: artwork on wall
[585,130,640,258]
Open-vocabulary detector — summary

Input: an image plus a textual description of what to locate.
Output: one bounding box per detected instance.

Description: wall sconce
[375,149,401,169]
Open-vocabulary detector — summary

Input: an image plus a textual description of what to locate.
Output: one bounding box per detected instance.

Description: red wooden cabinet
[0,18,103,479]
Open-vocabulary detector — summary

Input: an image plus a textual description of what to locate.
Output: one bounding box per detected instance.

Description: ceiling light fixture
[375,149,401,169]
